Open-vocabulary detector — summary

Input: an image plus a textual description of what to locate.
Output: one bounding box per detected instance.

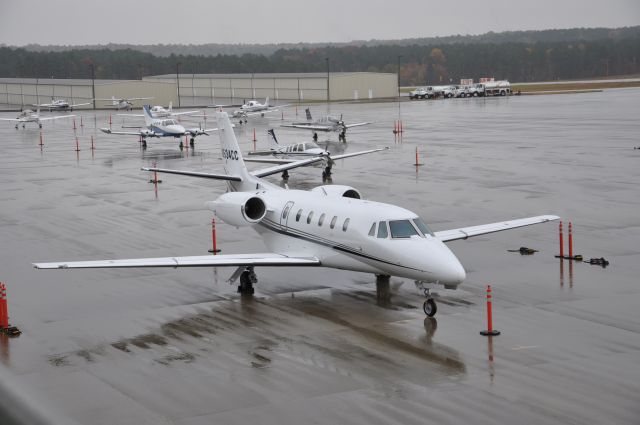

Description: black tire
[423,299,437,317]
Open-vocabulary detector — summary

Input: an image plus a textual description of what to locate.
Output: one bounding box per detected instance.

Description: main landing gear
[190,137,195,148]
[312,132,318,142]
[416,281,437,317]
[338,130,346,142]
[231,266,257,295]
[141,138,147,149]
[281,170,289,181]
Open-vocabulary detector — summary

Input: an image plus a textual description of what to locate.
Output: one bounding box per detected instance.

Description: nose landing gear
[416,281,437,317]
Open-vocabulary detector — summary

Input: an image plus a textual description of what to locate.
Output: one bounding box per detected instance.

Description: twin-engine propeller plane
[100,105,218,149]
[95,96,154,111]
[281,108,370,141]
[34,98,91,112]
[0,107,75,129]
[245,129,388,181]
[34,111,559,317]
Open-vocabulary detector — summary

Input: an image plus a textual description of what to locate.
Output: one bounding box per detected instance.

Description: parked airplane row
[33,110,559,317]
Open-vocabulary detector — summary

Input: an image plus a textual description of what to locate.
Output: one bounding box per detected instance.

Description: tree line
[1,33,638,85]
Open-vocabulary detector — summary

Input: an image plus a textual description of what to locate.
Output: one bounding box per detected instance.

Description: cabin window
[377,221,388,238]
[343,218,350,232]
[282,204,291,219]
[413,218,435,237]
[368,222,376,236]
[330,216,337,229]
[307,211,314,224]
[296,209,303,222]
[318,213,326,226]
[389,220,419,238]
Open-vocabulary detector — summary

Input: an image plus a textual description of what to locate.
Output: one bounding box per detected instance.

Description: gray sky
[1,0,638,46]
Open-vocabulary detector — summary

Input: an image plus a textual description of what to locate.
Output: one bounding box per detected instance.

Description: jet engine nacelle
[205,192,267,227]
[310,185,362,199]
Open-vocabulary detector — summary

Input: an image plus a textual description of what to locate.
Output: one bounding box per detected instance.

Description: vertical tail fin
[267,129,279,150]
[264,97,269,107]
[168,101,173,112]
[216,112,255,191]
[305,108,312,121]
[142,105,154,127]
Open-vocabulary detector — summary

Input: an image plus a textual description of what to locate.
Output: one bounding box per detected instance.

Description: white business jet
[0,107,75,129]
[95,96,154,110]
[229,97,288,122]
[100,105,218,148]
[246,129,388,181]
[34,111,559,317]
[35,98,92,112]
[118,102,200,119]
[281,108,370,141]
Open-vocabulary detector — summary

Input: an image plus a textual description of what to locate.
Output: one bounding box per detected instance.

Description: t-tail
[267,129,280,150]
[216,111,259,192]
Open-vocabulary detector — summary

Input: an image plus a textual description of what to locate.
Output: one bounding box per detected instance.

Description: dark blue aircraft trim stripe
[258,218,424,273]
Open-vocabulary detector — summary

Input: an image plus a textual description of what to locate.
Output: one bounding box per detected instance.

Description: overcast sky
[1,0,638,46]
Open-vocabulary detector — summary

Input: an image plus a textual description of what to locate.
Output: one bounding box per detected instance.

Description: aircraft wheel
[142,139,147,149]
[238,270,255,295]
[190,138,195,147]
[38,124,42,129]
[423,298,437,317]
[179,141,184,150]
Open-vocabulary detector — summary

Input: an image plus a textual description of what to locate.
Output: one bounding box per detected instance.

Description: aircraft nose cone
[431,241,466,286]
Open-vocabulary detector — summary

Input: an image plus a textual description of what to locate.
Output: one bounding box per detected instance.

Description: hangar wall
[0,72,397,109]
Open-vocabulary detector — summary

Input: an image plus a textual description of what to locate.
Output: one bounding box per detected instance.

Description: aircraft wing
[128,97,154,101]
[116,113,144,117]
[244,158,296,165]
[34,253,321,269]
[0,118,20,122]
[345,122,371,129]
[280,124,332,132]
[252,157,326,178]
[39,114,76,121]
[141,167,242,181]
[171,110,200,117]
[434,215,560,242]
[100,128,144,136]
[70,102,92,107]
[330,147,389,160]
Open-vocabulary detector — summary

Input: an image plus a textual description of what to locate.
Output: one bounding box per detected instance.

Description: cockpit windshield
[413,218,435,237]
[388,220,419,238]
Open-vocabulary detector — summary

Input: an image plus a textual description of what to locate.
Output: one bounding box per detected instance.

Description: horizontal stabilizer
[435,215,560,242]
[141,167,242,181]
[34,253,321,269]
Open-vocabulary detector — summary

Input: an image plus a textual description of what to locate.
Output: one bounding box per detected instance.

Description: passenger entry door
[280,201,295,229]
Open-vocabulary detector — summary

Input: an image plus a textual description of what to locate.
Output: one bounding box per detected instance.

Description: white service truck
[475,80,511,96]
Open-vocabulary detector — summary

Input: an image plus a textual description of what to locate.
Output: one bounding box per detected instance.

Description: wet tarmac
[1,90,639,424]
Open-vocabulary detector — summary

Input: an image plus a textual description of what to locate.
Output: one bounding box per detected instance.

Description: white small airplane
[34,111,559,317]
[245,129,388,181]
[34,98,92,112]
[95,96,154,111]
[229,97,289,122]
[117,102,200,119]
[0,107,75,129]
[100,105,218,148]
[281,108,370,141]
